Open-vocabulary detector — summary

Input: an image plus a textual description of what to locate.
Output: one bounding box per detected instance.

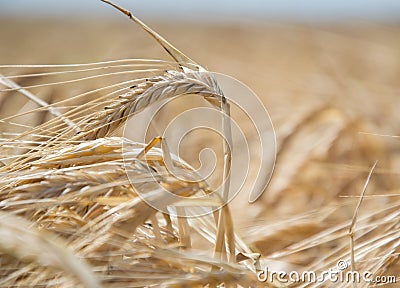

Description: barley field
[0,4,399,287]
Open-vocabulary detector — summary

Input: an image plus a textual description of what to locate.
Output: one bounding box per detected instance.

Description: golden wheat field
[0,3,400,287]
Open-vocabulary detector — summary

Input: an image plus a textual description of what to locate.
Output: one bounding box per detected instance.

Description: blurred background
[2,0,400,22]
[1,0,400,262]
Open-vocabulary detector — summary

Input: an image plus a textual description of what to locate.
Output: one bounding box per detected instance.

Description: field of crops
[0,10,399,286]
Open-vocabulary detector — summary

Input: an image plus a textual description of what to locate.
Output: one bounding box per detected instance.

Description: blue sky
[1,0,400,23]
